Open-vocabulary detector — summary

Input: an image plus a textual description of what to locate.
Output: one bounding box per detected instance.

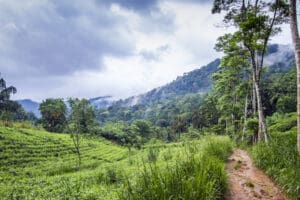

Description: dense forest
[1,0,300,199]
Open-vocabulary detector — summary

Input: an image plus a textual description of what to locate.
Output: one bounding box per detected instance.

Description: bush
[268,112,297,133]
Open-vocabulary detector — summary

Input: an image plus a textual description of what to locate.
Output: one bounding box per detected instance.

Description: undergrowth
[251,112,300,199]
[119,136,233,200]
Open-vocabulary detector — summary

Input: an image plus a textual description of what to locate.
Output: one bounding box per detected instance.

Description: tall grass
[251,113,300,199]
[119,136,232,200]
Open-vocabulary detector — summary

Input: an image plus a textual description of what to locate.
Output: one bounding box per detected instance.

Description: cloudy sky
[0,0,291,102]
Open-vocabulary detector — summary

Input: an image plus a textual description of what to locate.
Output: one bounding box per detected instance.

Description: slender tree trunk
[254,81,269,144]
[225,119,228,135]
[242,94,248,142]
[76,146,81,169]
[72,130,81,170]
[289,0,300,154]
[231,113,235,134]
[252,75,257,116]
[250,49,268,143]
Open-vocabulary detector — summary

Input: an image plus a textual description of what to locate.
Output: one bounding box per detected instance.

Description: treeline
[94,66,296,141]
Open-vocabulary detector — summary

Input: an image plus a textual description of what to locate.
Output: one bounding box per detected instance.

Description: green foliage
[39,98,67,132]
[97,93,206,127]
[246,118,259,133]
[268,112,297,133]
[147,146,160,163]
[0,75,20,122]
[212,0,290,144]
[13,105,37,122]
[66,98,95,169]
[0,126,128,199]
[100,122,142,149]
[104,166,124,184]
[0,125,233,199]
[182,126,202,140]
[132,120,152,138]
[213,32,250,136]
[119,136,232,200]
[251,113,300,199]
[68,98,95,134]
[262,68,296,115]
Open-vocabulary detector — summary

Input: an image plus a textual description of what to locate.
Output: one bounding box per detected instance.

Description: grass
[119,136,233,200]
[0,125,233,199]
[0,126,128,199]
[250,112,300,200]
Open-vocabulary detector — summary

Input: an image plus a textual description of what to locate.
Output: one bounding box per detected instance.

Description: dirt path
[226,149,287,200]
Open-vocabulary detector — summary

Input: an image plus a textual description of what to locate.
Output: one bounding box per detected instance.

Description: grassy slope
[0,126,233,199]
[0,126,129,199]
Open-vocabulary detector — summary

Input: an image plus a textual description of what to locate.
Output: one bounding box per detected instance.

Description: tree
[39,98,67,132]
[0,75,18,121]
[212,0,289,143]
[68,98,95,169]
[289,0,300,153]
[13,104,37,122]
[171,114,187,139]
[214,33,250,137]
[132,120,152,138]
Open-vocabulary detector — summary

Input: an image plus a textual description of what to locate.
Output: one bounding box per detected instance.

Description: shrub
[268,112,297,133]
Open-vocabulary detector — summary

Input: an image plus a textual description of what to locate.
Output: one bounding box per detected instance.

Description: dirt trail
[226,149,287,200]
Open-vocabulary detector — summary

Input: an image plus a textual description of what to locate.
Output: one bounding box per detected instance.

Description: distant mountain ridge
[115,59,221,107]
[17,43,295,117]
[108,44,295,108]
[17,96,114,118]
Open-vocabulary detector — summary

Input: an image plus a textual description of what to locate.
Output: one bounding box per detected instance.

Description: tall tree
[212,0,289,143]
[289,0,300,153]
[39,98,67,132]
[214,33,250,137]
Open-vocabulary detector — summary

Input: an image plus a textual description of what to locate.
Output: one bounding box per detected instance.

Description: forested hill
[116,59,221,107]
[93,44,294,109]
[95,44,295,124]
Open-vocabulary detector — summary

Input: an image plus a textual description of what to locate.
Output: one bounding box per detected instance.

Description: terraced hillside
[0,125,233,199]
[0,126,130,199]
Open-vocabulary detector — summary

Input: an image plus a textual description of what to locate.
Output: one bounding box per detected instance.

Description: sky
[0,0,291,102]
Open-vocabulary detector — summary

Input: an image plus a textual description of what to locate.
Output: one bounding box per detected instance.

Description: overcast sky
[0,0,291,102]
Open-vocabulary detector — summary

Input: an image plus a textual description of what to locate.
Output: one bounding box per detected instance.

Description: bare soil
[225,149,287,200]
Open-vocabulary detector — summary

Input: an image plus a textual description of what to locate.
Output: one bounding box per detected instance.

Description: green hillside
[0,125,233,199]
[0,126,130,199]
